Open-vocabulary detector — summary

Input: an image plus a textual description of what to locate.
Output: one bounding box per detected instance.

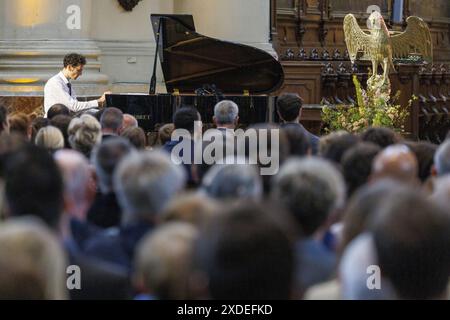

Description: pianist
[44,53,111,117]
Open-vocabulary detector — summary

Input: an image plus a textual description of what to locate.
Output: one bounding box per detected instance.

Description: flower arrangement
[322,75,414,133]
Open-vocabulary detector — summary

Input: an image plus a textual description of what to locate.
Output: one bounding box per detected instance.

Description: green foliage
[322,75,414,133]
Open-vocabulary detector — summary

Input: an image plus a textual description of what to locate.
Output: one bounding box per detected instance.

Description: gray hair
[214,100,239,125]
[434,140,450,176]
[114,150,186,224]
[201,161,263,200]
[54,149,92,209]
[68,114,102,157]
[35,125,65,151]
[91,137,135,194]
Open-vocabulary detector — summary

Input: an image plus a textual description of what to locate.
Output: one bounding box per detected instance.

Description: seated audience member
[134,222,198,300]
[190,202,295,299]
[370,144,419,185]
[100,107,124,140]
[403,141,438,184]
[54,149,98,248]
[122,114,138,131]
[88,137,135,228]
[30,117,50,143]
[213,100,239,130]
[68,114,102,159]
[282,124,312,157]
[271,157,346,292]
[35,126,65,153]
[161,193,218,227]
[0,218,68,300]
[433,140,450,177]
[341,142,381,197]
[372,189,450,299]
[277,93,319,154]
[360,127,402,149]
[121,126,147,149]
[163,107,201,185]
[201,162,263,201]
[50,115,72,149]
[0,105,9,135]
[8,113,31,139]
[158,123,175,146]
[85,150,186,270]
[319,131,359,165]
[47,104,71,119]
[3,145,130,299]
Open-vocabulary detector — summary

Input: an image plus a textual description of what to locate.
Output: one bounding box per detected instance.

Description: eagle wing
[391,16,433,62]
[343,14,372,63]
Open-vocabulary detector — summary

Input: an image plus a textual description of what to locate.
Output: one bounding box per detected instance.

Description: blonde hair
[0,218,68,299]
[35,125,65,151]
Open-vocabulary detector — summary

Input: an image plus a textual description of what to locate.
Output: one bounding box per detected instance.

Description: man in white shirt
[44,53,111,117]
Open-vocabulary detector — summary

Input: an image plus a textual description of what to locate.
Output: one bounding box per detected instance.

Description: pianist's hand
[97,91,112,108]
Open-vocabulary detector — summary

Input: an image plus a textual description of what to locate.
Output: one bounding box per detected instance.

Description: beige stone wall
[0,0,274,95]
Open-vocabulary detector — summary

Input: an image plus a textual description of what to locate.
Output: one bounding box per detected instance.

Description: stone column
[0,0,108,95]
[174,0,276,57]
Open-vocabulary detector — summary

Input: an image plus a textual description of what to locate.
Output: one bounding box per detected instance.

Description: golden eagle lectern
[344,11,432,86]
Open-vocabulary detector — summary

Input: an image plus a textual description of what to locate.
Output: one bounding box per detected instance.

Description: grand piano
[106,14,285,132]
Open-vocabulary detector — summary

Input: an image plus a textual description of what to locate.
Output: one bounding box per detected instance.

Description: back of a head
[47,104,70,120]
[272,157,345,236]
[100,107,124,134]
[173,107,200,132]
[114,150,186,225]
[434,140,450,177]
[162,193,218,227]
[31,117,50,144]
[341,142,381,196]
[121,127,147,149]
[0,218,68,300]
[319,131,359,164]
[135,222,198,300]
[68,114,102,157]
[372,189,450,299]
[371,144,419,184]
[403,141,438,182]
[4,145,64,229]
[158,123,175,145]
[201,162,263,201]
[213,100,239,126]
[9,113,30,137]
[277,93,303,122]
[122,114,138,131]
[360,127,401,148]
[91,137,135,193]
[341,179,404,252]
[50,115,72,148]
[35,126,65,152]
[193,202,294,299]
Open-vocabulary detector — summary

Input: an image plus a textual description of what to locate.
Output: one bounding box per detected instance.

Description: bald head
[122,114,138,131]
[371,145,419,184]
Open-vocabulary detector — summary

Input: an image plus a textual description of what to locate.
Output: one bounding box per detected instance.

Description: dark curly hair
[63,53,86,68]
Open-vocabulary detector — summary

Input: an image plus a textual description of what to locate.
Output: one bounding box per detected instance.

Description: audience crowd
[0,93,449,300]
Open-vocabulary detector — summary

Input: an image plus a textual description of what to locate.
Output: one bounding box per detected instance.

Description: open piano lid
[151,14,284,95]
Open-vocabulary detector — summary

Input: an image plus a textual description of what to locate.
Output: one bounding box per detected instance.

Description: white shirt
[44,72,98,116]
